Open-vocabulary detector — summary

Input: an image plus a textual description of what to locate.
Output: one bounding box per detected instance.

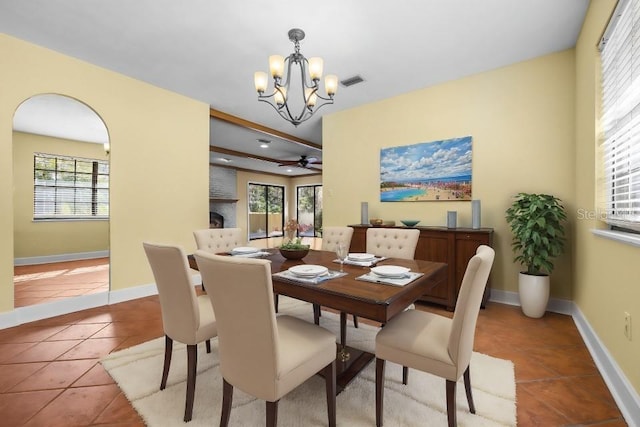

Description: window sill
[591,229,640,248]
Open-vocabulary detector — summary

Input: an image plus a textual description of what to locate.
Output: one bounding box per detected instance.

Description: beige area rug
[101,297,516,426]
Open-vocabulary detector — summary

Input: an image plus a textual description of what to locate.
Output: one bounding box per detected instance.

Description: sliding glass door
[248,183,284,240]
[296,185,322,237]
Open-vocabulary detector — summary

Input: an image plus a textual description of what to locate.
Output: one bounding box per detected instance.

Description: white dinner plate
[231,246,260,254]
[348,253,376,261]
[288,265,329,277]
[371,265,410,278]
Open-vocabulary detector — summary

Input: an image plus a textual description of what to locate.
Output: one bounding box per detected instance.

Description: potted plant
[505,193,567,318]
[279,237,310,260]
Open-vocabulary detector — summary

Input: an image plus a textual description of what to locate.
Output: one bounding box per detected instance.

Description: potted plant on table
[280,219,310,260]
[505,193,567,318]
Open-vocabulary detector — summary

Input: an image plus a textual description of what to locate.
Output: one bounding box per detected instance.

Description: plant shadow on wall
[505,193,567,318]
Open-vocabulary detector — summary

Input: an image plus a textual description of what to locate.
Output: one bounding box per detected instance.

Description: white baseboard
[489,289,639,427]
[14,250,110,266]
[573,305,640,427]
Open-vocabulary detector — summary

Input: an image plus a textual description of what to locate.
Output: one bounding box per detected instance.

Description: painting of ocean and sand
[380,136,472,202]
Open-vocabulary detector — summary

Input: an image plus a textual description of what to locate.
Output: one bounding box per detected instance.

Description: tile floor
[0,260,628,426]
[14,258,110,308]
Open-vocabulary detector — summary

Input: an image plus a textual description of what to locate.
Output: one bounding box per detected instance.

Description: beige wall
[574,0,640,392]
[0,34,210,312]
[323,50,576,300]
[13,132,109,258]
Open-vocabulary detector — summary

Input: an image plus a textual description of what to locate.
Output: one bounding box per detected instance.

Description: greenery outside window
[599,0,640,233]
[296,185,322,237]
[248,183,284,240]
[34,153,109,220]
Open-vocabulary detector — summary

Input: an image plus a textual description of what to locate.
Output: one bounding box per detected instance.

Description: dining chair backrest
[193,250,279,398]
[321,226,354,252]
[143,242,201,344]
[448,245,495,372]
[193,228,243,253]
[366,227,420,259]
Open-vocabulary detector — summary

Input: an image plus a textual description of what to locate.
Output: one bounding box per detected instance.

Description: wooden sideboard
[349,225,494,310]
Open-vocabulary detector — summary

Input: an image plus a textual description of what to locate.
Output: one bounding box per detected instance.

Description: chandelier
[254,28,338,126]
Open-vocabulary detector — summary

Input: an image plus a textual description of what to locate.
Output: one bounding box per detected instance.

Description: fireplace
[210,212,224,229]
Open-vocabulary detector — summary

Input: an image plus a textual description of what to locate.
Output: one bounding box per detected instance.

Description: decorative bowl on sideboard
[401,220,420,227]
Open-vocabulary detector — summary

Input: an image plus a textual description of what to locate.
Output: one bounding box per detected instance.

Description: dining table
[189,249,447,393]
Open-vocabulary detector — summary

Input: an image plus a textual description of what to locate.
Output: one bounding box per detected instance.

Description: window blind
[34,153,109,219]
[600,0,640,231]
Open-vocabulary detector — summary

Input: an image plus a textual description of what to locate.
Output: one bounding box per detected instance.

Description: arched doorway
[12,94,110,309]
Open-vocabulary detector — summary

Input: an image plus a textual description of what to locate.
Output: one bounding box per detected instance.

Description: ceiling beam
[210,145,284,164]
[210,162,321,178]
[210,108,321,151]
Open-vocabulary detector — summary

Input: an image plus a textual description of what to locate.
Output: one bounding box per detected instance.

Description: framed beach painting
[380,136,472,202]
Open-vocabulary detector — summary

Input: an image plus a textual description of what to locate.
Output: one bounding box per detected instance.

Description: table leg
[337,312,350,362]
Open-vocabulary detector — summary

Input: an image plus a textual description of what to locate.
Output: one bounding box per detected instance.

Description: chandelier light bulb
[308,57,324,81]
[274,87,287,105]
[325,75,338,96]
[254,71,268,93]
[269,55,285,78]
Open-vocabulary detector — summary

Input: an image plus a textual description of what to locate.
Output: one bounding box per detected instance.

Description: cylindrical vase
[361,202,369,225]
[472,200,481,229]
[447,211,457,228]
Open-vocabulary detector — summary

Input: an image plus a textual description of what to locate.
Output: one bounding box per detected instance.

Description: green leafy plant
[279,237,310,250]
[505,193,567,276]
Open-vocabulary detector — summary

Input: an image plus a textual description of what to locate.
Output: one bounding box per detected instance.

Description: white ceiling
[1,0,590,176]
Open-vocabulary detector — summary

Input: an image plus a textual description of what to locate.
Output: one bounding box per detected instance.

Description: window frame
[598,0,640,233]
[33,152,109,221]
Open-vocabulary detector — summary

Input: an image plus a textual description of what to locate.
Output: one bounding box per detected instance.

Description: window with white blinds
[600,0,640,232]
[33,153,109,220]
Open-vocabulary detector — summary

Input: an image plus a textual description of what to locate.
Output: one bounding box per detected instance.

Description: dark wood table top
[190,249,447,324]
[269,250,447,324]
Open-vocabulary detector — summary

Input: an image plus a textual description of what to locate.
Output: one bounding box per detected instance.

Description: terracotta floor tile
[46,323,108,341]
[0,363,47,392]
[515,386,571,426]
[0,389,62,426]
[0,342,37,363]
[93,391,145,425]
[520,375,622,424]
[0,325,68,344]
[58,337,126,360]
[72,363,116,387]
[4,340,82,363]
[524,344,599,377]
[22,384,120,427]
[10,359,96,391]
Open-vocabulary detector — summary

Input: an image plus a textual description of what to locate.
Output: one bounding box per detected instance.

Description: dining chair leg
[266,400,278,427]
[402,366,409,385]
[446,379,457,427]
[184,344,197,422]
[220,379,233,427]
[463,366,476,414]
[206,339,211,354]
[313,304,321,325]
[274,294,279,313]
[375,358,386,427]
[353,315,359,328]
[160,335,173,390]
[323,361,337,427]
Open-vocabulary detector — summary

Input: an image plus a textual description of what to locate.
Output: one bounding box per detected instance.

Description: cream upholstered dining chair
[194,250,337,427]
[142,242,218,422]
[316,226,356,326]
[193,228,244,292]
[374,245,495,427]
[366,227,420,259]
[193,228,244,253]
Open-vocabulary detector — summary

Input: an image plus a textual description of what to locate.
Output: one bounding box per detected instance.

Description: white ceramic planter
[518,272,550,318]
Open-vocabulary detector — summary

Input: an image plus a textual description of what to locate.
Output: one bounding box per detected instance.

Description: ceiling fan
[278,155,322,170]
